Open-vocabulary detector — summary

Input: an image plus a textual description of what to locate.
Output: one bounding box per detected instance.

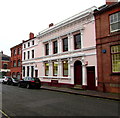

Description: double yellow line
[0,110,10,118]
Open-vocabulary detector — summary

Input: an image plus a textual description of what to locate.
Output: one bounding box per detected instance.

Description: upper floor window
[63,37,68,52]
[32,40,34,45]
[13,61,16,67]
[111,45,120,73]
[45,43,49,55]
[18,48,21,55]
[24,52,26,60]
[45,63,49,76]
[110,12,120,32]
[27,51,30,59]
[32,50,34,58]
[24,44,26,48]
[53,41,58,54]
[28,42,30,47]
[13,49,17,56]
[74,33,81,50]
[18,59,21,67]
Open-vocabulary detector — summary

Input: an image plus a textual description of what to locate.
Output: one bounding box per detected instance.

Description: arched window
[18,60,21,67]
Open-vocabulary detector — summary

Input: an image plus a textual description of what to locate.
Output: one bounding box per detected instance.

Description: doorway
[87,66,96,90]
[74,60,82,85]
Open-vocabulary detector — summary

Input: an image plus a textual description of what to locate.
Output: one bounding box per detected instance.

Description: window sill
[110,73,120,76]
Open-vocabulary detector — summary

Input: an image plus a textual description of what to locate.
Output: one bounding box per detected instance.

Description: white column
[68,58,71,77]
[58,37,62,54]
[67,34,71,52]
[82,65,87,86]
[80,28,84,49]
[70,34,74,51]
[49,61,53,76]
[49,41,52,55]
[58,59,62,77]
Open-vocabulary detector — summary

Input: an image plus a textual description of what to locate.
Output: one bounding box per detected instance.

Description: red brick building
[0,51,11,77]
[94,1,120,93]
[10,43,22,79]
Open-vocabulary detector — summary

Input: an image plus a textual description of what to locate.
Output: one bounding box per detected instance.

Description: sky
[0,0,118,56]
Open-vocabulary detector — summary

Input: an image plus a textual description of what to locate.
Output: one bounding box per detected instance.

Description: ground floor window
[111,45,120,73]
[12,72,16,78]
[45,63,49,76]
[63,60,68,76]
[53,62,58,76]
[17,72,20,79]
[23,66,25,77]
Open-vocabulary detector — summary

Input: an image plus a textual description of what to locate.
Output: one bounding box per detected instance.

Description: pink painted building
[22,6,98,90]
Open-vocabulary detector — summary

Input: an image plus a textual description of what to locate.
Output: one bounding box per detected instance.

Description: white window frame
[110,12,120,32]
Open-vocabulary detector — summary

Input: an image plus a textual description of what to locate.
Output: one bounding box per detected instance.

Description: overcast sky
[0,0,119,56]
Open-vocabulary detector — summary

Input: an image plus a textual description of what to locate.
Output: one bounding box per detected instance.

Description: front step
[73,85,83,90]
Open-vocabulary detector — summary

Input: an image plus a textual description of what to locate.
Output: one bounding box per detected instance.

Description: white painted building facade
[22,6,98,90]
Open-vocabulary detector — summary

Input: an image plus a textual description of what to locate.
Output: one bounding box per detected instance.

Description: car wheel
[26,84,30,89]
[18,83,21,87]
[7,82,9,85]
[2,81,4,84]
[11,82,14,86]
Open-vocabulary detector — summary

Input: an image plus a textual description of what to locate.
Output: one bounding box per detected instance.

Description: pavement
[41,85,120,101]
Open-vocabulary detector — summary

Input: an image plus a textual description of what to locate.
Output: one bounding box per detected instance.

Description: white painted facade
[22,6,98,89]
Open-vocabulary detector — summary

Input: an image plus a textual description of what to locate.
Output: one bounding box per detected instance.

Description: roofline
[94,2,120,15]
[22,36,37,43]
[37,6,97,38]
[10,42,23,50]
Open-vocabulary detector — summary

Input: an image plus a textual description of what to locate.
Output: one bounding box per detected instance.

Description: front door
[74,61,82,85]
[35,70,38,78]
[87,66,96,90]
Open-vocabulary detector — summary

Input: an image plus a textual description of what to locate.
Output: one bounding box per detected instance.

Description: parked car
[0,78,5,83]
[18,77,41,89]
[6,77,19,85]
[2,76,11,84]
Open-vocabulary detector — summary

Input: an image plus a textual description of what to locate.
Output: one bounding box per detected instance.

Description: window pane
[45,43,49,55]
[74,33,81,49]
[63,38,68,52]
[53,62,58,76]
[45,63,49,76]
[112,54,120,73]
[53,41,58,54]
[63,61,68,76]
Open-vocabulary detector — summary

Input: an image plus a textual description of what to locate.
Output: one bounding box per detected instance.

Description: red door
[87,67,96,90]
[74,61,82,85]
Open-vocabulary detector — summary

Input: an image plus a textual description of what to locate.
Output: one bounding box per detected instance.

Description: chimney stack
[106,0,118,5]
[49,23,54,28]
[29,32,34,39]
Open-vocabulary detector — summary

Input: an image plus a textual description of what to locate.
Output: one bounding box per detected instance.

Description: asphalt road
[1,83,120,117]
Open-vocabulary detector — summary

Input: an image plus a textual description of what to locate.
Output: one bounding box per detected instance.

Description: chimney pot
[49,23,54,28]
[29,32,34,39]
[106,0,118,5]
